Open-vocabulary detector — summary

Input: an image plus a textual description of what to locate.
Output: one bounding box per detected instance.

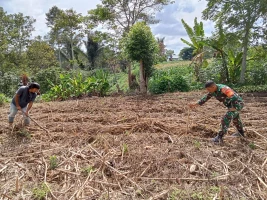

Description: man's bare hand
[189,103,199,109]
[16,106,21,110]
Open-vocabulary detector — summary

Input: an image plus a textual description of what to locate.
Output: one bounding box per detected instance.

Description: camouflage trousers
[218,111,244,137]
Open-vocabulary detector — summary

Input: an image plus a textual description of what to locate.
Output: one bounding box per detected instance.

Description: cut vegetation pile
[0,91,267,199]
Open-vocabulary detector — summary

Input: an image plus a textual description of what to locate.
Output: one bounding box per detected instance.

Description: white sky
[0,0,214,55]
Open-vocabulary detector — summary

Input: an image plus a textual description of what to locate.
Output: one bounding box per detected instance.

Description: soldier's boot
[211,134,223,144]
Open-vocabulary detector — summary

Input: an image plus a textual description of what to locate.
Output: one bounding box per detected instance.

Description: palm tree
[84,33,102,69]
[157,37,166,56]
[181,17,205,81]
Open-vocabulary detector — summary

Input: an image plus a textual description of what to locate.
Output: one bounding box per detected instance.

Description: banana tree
[204,25,229,83]
[181,17,205,81]
[228,50,243,84]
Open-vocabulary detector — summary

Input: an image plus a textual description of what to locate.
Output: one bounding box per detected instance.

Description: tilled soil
[0,91,267,200]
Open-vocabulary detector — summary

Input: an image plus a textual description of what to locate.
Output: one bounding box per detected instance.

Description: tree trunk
[128,62,132,89]
[58,47,62,68]
[221,52,229,83]
[70,36,74,69]
[240,27,250,84]
[139,59,146,94]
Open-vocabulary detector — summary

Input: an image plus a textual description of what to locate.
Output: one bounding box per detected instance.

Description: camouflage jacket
[198,84,243,110]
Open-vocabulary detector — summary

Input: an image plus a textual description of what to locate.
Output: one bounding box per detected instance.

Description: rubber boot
[211,135,223,144]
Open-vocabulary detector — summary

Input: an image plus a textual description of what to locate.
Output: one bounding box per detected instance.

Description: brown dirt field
[0,91,267,200]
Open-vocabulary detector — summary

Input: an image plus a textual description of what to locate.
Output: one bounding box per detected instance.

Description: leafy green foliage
[149,67,190,94]
[199,59,223,83]
[122,143,128,154]
[18,128,31,139]
[246,62,267,85]
[0,93,8,106]
[179,47,194,60]
[204,24,229,82]
[87,0,173,34]
[27,40,59,72]
[202,0,267,83]
[33,67,64,94]
[124,22,159,93]
[82,166,94,176]
[0,9,36,72]
[85,33,101,69]
[43,70,110,101]
[47,7,84,68]
[43,73,86,101]
[181,17,205,54]
[228,50,243,83]
[233,85,267,93]
[181,18,206,81]
[0,72,20,97]
[89,69,111,96]
[124,22,159,63]
[249,142,256,150]
[32,183,49,200]
[49,155,58,170]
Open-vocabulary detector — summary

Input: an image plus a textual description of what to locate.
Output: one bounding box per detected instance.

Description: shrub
[246,62,267,85]
[0,72,20,97]
[148,67,190,94]
[33,67,65,94]
[43,73,86,101]
[199,59,221,83]
[32,183,49,200]
[0,93,8,106]
[89,69,111,96]
[233,85,267,93]
[43,70,111,101]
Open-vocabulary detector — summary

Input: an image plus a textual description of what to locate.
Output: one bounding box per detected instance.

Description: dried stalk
[88,144,143,190]
[43,157,58,200]
[139,174,229,181]
[237,159,267,190]
[186,108,190,134]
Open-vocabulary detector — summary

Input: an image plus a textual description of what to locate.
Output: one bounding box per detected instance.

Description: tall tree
[0,8,35,71]
[157,37,166,56]
[181,17,205,81]
[27,38,58,72]
[46,6,62,28]
[124,22,159,94]
[85,33,101,69]
[203,0,267,83]
[166,49,174,61]
[46,7,83,69]
[179,47,194,60]
[88,0,173,35]
[88,0,173,88]
[0,8,9,69]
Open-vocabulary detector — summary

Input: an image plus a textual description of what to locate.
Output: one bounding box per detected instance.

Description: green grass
[32,183,49,200]
[49,155,58,170]
[109,72,129,92]
[155,60,191,69]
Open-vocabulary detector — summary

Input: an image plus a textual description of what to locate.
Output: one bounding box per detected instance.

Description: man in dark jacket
[8,82,40,126]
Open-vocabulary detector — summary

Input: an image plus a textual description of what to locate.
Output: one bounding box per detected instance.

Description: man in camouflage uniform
[189,80,244,143]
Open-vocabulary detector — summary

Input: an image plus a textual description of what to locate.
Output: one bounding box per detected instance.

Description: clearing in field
[0,91,267,199]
